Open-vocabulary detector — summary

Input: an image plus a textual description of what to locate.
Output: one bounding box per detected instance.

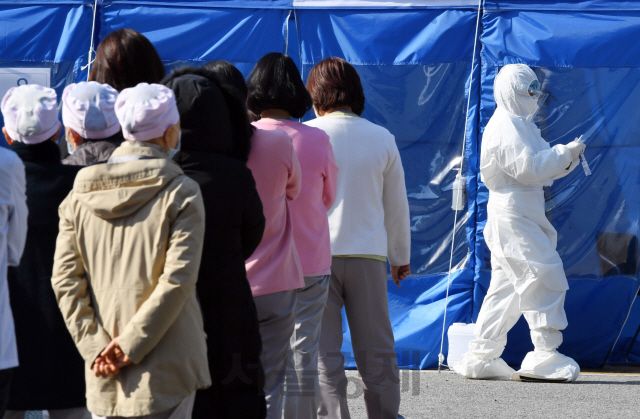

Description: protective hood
[494,64,540,119]
[72,144,183,220]
[480,64,571,190]
[162,68,233,155]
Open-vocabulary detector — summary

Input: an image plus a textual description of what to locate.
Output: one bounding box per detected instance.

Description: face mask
[525,80,549,122]
[168,129,181,159]
[66,139,75,155]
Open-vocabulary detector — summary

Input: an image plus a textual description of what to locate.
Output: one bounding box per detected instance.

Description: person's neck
[261,109,292,120]
[85,131,122,143]
[140,137,169,152]
[319,106,353,117]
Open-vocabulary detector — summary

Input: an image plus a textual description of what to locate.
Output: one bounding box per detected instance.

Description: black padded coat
[7,140,85,410]
[164,68,267,419]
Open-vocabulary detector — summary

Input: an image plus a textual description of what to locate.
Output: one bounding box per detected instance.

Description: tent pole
[438,0,483,373]
[83,0,99,78]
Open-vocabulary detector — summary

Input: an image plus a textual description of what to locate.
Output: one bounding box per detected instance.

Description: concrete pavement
[345,369,640,418]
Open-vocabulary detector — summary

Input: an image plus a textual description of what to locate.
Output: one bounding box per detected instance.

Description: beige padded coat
[52,142,211,416]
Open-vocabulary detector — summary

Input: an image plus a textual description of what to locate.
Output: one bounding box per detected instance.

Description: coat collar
[109,141,170,160]
[10,140,61,163]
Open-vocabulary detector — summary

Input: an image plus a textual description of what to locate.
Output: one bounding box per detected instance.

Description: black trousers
[0,368,14,419]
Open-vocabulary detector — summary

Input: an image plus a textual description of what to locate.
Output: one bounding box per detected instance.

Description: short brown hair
[306,57,365,116]
[89,28,165,92]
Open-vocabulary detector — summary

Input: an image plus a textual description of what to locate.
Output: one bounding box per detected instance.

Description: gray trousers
[318,258,400,419]
[254,290,297,419]
[284,275,330,419]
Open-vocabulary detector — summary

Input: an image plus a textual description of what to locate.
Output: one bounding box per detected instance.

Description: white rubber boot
[453,339,515,380]
[514,350,580,382]
[513,328,580,382]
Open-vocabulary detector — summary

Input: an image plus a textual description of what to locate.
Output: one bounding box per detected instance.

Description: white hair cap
[1,84,61,144]
[62,81,120,139]
[115,83,179,142]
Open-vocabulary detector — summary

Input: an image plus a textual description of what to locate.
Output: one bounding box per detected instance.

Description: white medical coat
[480,64,578,307]
[0,147,28,370]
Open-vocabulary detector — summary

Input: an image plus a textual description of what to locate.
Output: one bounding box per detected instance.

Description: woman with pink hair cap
[2,83,88,419]
[61,81,123,166]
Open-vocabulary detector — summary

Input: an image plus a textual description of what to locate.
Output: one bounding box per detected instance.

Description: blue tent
[2,0,640,369]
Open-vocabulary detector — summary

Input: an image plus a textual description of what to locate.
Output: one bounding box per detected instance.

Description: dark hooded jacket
[7,140,85,410]
[163,67,266,419]
[61,132,123,166]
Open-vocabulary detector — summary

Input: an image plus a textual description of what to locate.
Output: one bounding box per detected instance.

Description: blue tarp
[2,0,640,369]
[0,1,92,129]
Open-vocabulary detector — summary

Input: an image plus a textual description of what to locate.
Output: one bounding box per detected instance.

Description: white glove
[566,141,586,161]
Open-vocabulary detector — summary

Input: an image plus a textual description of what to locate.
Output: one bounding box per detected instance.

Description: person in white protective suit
[453,64,585,382]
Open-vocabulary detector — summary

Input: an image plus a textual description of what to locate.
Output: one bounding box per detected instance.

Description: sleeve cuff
[556,144,574,166]
[76,327,112,365]
[387,252,411,267]
[117,327,145,365]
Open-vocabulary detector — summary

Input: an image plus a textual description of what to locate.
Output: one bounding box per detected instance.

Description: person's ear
[52,126,62,143]
[2,127,13,146]
[66,127,83,148]
[163,123,180,150]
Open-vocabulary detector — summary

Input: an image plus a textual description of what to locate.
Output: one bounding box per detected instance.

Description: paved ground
[345,369,640,418]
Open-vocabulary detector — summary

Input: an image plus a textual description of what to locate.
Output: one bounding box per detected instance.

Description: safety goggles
[528,80,543,98]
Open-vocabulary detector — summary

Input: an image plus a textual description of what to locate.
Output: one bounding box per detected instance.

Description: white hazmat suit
[453,64,583,382]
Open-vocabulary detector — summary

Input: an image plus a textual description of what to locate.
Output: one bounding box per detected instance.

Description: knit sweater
[305,113,411,266]
[253,119,338,277]
[245,128,304,296]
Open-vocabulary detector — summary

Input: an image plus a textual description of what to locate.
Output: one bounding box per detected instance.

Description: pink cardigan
[253,119,338,277]
[245,128,303,297]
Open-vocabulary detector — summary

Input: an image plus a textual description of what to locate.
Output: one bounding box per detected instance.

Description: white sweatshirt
[0,147,28,370]
[305,113,411,266]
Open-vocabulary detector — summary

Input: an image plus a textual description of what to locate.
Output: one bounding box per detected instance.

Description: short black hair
[247,53,312,119]
[204,60,248,99]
